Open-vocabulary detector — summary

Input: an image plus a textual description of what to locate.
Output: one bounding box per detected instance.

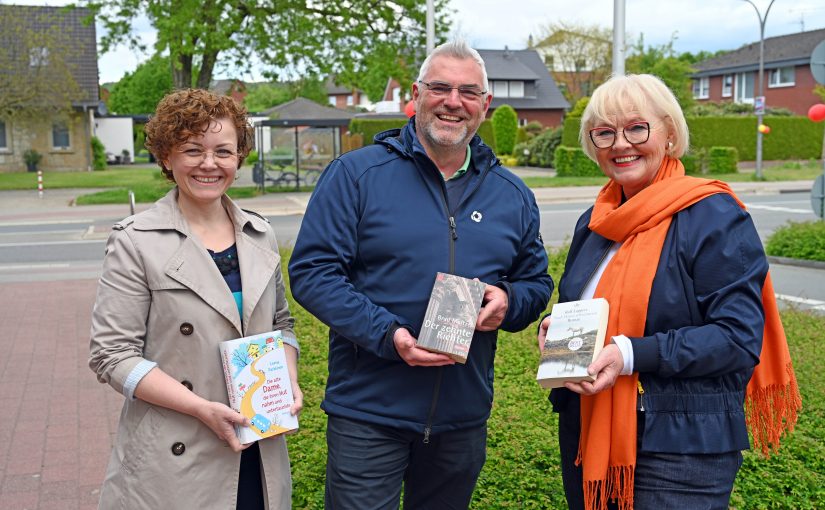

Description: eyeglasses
[418,80,487,100]
[177,147,238,166]
[589,121,651,149]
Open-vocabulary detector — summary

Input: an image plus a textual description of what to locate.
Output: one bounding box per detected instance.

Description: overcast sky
[12,0,825,83]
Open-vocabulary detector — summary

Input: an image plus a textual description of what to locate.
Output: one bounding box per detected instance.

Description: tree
[108,54,173,114]
[243,79,328,113]
[491,105,518,156]
[532,22,612,102]
[84,0,452,91]
[626,35,696,110]
[0,5,82,120]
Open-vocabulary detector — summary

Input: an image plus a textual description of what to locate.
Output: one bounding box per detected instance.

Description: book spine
[220,345,240,412]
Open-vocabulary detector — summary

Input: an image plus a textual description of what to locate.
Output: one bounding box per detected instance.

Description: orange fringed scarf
[579,156,802,510]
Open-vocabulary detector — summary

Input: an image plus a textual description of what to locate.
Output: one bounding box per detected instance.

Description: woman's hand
[290,379,304,417]
[564,344,624,395]
[537,316,551,352]
[195,401,252,452]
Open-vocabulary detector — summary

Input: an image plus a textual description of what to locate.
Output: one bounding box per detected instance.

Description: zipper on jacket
[637,380,645,411]
[448,216,458,240]
[423,367,444,444]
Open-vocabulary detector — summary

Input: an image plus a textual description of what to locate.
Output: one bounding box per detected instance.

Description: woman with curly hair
[90,88,302,509]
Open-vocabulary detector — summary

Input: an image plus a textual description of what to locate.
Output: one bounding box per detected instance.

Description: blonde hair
[578,74,689,161]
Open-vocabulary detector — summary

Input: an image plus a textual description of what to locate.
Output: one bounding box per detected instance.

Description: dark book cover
[536,298,609,389]
[416,272,486,364]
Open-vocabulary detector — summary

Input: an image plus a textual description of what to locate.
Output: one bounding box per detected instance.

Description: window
[692,77,709,99]
[52,122,70,149]
[0,121,7,150]
[722,75,733,97]
[29,47,49,67]
[508,81,524,98]
[493,80,508,97]
[768,66,795,87]
[736,72,754,103]
[328,96,337,107]
[346,95,354,106]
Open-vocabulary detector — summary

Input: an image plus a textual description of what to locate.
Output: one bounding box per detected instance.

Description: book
[416,272,486,364]
[219,330,298,444]
[536,298,610,389]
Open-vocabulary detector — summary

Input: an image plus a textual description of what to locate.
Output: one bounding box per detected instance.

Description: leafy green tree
[84,0,452,92]
[491,104,518,156]
[626,35,695,110]
[243,79,328,113]
[108,54,173,114]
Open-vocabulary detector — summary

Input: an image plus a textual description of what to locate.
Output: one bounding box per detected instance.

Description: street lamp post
[612,0,626,76]
[743,0,775,181]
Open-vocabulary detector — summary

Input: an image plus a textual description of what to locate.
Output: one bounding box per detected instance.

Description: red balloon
[807,103,825,122]
[404,100,415,118]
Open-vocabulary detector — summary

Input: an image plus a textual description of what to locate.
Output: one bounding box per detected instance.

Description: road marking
[0,263,71,271]
[775,293,825,311]
[0,239,105,248]
[744,204,812,214]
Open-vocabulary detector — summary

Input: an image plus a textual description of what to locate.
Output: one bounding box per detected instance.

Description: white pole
[426,0,435,54]
[745,0,775,181]
[37,170,43,198]
[612,0,626,76]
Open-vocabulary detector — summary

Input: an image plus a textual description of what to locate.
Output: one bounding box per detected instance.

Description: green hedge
[515,127,562,168]
[561,116,825,160]
[707,146,739,174]
[766,221,825,262]
[492,105,518,155]
[348,118,497,154]
[553,146,601,177]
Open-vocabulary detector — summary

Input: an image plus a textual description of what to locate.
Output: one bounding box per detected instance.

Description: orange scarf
[580,157,802,510]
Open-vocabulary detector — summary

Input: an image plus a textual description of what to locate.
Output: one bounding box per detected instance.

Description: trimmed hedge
[347,118,497,154]
[707,146,739,174]
[553,146,602,177]
[515,127,562,168]
[560,116,825,160]
[491,105,518,155]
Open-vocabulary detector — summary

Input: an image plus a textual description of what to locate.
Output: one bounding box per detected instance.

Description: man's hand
[394,327,456,367]
[564,344,623,395]
[476,284,508,332]
[537,316,551,352]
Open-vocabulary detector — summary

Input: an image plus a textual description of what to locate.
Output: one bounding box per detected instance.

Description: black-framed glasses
[589,121,651,149]
[418,80,487,100]
[177,147,238,166]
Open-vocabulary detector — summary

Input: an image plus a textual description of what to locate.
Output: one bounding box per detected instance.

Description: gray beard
[421,120,469,148]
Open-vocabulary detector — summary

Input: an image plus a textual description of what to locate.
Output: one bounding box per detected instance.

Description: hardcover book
[416,272,486,364]
[536,298,610,389]
[219,330,298,444]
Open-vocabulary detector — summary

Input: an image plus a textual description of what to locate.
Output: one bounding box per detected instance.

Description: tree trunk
[196,50,218,90]
[172,53,193,89]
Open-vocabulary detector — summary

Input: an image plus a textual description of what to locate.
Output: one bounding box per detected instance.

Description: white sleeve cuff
[612,334,634,375]
[123,360,158,400]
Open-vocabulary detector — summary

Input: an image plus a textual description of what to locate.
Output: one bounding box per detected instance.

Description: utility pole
[612,0,626,76]
[744,0,776,181]
[426,0,434,54]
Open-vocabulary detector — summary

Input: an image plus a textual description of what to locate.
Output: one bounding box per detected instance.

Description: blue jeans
[324,415,487,510]
[558,399,743,510]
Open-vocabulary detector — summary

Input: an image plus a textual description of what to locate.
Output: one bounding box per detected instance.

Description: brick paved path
[0,279,122,510]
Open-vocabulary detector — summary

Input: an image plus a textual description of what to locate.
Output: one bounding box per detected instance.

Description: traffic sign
[812,40,825,85]
[812,174,825,219]
[754,96,765,115]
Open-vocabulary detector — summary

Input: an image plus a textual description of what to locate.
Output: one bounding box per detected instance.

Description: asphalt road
[0,189,822,311]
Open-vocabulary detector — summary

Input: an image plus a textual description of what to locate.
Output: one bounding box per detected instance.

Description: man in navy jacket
[289,39,553,509]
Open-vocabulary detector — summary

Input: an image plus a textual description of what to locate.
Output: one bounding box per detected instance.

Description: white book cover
[536,298,609,389]
[219,330,298,444]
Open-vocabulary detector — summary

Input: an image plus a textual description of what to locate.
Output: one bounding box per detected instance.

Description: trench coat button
[171,442,186,456]
[181,380,193,391]
[179,322,194,335]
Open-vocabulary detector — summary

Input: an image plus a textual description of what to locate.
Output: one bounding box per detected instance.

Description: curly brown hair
[144,88,254,182]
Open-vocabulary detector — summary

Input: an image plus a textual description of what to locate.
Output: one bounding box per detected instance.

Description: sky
[10,0,825,84]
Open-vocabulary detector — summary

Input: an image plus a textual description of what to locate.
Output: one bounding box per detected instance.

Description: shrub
[707,146,738,174]
[569,96,589,117]
[553,146,602,177]
[560,116,583,147]
[491,104,518,155]
[516,127,563,168]
[91,136,108,171]
[765,221,825,262]
[476,119,496,153]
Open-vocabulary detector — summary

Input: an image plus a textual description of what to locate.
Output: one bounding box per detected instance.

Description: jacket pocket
[120,406,164,475]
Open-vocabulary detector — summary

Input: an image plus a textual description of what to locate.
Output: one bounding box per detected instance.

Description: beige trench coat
[90,188,295,509]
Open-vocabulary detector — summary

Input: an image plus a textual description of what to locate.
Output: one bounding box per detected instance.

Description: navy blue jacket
[551,193,768,453]
[289,118,553,435]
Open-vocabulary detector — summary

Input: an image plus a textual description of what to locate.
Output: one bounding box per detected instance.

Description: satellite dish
[811,40,825,85]
[97,100,108,116]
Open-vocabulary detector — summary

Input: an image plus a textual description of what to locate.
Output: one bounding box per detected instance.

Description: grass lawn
[284,247,824,509]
